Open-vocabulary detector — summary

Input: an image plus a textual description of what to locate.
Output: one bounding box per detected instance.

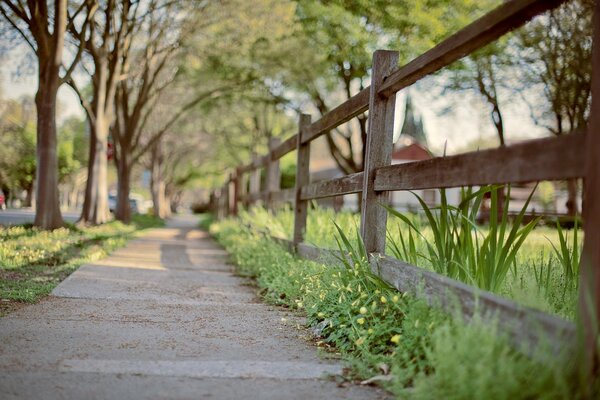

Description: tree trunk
[150,143,169,218]
[33,60,64,229]
[80,117,110,224]
[24,182,34,208]
[566,178,579,216]
[80,123,97,222]
[115,149,132,223]
[80,59,112,225]
[92,119,110,224]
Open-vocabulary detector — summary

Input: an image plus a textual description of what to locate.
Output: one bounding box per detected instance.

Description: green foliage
[211,215,585,398]
[386,186,540,292]
[0,215,163,315]
[408,316,574,399]
[230,204,581,320]
[548,221,580,289]
[0,97,36,193]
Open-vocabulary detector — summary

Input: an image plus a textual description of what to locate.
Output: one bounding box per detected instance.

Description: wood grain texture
[378,0,567,98]
[360,50,399,254]
[294,114,312,245]
[271,135,298,161]
[265,137,281,211]
[302,88,370,145]
[373,255,575,354]
[232,169,241,216]
[300,172,363,200]
[374,133,586,191]
[270,188,295,204]
[249,155,262,206]
[579,0,600,376]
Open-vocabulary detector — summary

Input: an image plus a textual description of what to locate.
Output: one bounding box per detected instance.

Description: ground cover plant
[235,190,582,320]
[0,215,164,316]
[210,215,587,398]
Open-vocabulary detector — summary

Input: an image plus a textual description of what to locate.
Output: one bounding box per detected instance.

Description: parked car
[108,193,150,215]
[108,193,117,213]
[0,190,5,210]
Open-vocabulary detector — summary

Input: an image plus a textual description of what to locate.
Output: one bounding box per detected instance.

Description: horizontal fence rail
[209,0,599,378]
[374,133,587,191]
[300,172,364,200]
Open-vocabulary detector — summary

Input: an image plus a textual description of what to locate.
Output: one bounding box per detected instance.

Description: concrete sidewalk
[0,215,384,399]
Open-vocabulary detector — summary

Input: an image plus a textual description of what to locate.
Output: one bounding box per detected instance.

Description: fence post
[360,50,399,254]
[266,137,281,210]
[222,181,230,218]
[293,114,312,246]
[232,168,242,216]
[209,191,215,216]
[249,156,261,207]
[579,0,600,382]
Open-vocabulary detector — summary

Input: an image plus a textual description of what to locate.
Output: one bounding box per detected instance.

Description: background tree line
[0,0,592,229]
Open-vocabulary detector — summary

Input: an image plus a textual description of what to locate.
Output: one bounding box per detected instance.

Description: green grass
[0,214,164,315]
[233,203,581,320]
[210,217,589,398]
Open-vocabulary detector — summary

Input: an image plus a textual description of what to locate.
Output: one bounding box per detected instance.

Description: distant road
[0,209,80,226]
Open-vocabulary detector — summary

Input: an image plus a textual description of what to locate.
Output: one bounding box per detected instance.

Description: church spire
[400,93,428,146]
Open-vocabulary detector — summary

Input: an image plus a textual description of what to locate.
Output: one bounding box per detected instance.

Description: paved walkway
[0,216,384,399]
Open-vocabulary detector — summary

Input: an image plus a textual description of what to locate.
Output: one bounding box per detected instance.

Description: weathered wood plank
[271,135,298,161]
[302,88,370,145]
[374,133,586,191]
[294,114,312,245]
[300,172,363,200]
[265,137,281,211]
[270,188,295,204]
[249,155,262,206]
[252,155,269,169]
[373,255,575,354]
[360,50,399,254]
[579,0,600,378]
[378,0,567,98]
[232,169,241,216]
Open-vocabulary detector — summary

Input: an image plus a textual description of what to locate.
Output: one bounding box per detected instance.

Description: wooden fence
[209,0,600,377]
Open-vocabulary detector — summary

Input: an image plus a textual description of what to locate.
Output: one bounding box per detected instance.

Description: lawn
[0,214,163,316]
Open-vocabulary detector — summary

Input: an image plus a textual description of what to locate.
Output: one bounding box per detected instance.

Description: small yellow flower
[392,295,399,303]
[357,317,365,325]
[359,306,368,315]
[380,296,387,304]
[367,328,374,334]
[390,334,401,344]
[355,337,365,346]
[297,302,303,308]
[317,312,325,318]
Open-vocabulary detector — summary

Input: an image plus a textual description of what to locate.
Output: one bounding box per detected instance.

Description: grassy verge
[0,214,164,316]
[211,216,591,399]
[235,205,581,319]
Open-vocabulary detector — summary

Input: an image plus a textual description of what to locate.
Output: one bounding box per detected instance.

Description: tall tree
[516,0,593,216]
[67,0,138,224]
[0,0,91,228]
[111,0,197,222]
[282,0,499,175]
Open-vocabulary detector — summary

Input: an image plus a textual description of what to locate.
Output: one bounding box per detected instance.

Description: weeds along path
[0,215,384,399]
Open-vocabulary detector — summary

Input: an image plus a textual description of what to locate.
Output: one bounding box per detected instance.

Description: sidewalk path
[0,215,385,399]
